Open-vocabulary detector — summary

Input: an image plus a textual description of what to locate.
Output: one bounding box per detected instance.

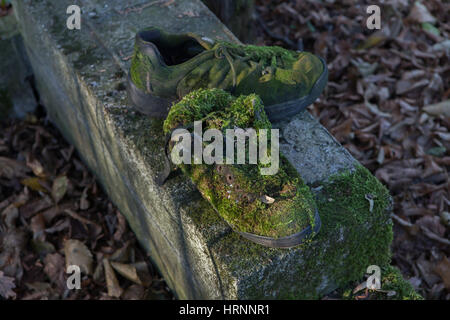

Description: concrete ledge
[13,0,393,299]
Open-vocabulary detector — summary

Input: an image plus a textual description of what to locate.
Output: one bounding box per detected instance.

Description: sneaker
[128,27,328,121]
[163,88,321,248]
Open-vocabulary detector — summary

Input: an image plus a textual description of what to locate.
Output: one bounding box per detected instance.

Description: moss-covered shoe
[128,27,328,121]
[163,88,321,248]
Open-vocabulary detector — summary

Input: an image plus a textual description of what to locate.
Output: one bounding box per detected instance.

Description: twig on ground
[420,226,450,246]
[391,214,450,246]
[390,213,413,228]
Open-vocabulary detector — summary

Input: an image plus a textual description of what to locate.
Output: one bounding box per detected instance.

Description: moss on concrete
[236,164,393,299]
[340,265,422,300]
[378,265,422,300]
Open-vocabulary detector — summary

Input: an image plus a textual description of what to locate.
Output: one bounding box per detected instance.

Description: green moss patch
[233,165,394,299]
[129,31,325,106]
[341,265,422,300]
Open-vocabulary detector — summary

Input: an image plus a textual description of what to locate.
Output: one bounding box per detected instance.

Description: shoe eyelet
[261,66,273,76]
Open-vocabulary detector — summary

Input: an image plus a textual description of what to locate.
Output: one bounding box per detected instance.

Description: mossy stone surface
[13,0,401,299]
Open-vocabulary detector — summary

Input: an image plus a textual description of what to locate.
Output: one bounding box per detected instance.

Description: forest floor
[254,0,449,300]
[0,0,449,300]
[0,106,173,300]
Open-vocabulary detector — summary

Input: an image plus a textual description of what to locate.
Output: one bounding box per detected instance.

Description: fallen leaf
[44,253,66,291]
[110,262,143,285]
[1,204,19,229]
[113,210,127,242]
[103,259,123,298]
[0,157,30,179]
[431,40,450,54]
[423,100,450,118]
[20,177,47,193]
[421,22,440,37]
[352,281,367,294]
[79,187,90,210]
[0,271,16,299]
[52,175,68,204]
[351,58,378,77]
[31,239,56,256]
[26,158,46,178]
[64,239,93,275]
[30,213,46,241]
[408,1,436,24]
[111,261,152,287]
[434,257,450,290]
[260,195,275,204]
[440,211,450,227]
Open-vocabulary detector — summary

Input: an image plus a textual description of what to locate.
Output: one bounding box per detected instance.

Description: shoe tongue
[187,32,216,50]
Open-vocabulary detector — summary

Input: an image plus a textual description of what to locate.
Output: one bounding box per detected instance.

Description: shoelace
[214,45,239,90]
[213,44,288,91]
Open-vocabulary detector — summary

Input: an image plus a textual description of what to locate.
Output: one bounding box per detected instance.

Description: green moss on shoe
[230,165,393,299]
[164,88,317,239]
[129,27,326,109]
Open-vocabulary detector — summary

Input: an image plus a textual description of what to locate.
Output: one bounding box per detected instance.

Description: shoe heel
[126,73,172,118]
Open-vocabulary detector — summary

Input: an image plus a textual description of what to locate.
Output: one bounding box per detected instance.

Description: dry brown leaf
[44,253,66,291]
[20,177,47,193]
[0,271,16,299]
[103,258,123,298]
[52,175,68,204]
[30,213,46,241]
[423,100,450,118]
[1,204,19,229]
[110,261,143,286]
[0,157,30,179]
[440,211,450,227]
[64,239,93,275]
[434,257,450,290]
[79,187,90,210]
[26,158,46,178]
[408,1,436,24]
[113,210,127,242]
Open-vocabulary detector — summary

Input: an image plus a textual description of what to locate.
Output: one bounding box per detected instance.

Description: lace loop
[214,45,237,89]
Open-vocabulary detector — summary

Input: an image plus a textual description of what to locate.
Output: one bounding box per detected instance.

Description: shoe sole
[126,57,328,121]
[237,207,321,248]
